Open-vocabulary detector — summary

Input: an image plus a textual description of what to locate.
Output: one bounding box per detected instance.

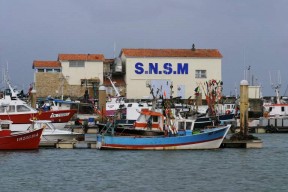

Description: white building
[119,47,223,99]
[58,54,104,86]
[33,54,105,98]
[248,86,262,99]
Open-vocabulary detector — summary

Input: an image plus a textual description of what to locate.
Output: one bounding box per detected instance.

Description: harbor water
[0,133,287,192]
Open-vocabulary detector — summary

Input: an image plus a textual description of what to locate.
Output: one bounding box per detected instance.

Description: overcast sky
[0,0,287,97]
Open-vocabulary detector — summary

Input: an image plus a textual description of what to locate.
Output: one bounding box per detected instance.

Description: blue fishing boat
[96,107,231,150]
[96,81,231,150]
[96,125,230,150]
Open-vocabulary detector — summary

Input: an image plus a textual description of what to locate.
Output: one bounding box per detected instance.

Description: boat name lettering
[135,62,188,75]
[50,113,69,118]
[17,133,39,142]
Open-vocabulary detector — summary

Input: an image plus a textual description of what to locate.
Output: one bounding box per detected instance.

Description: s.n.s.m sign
[135,62,188,75]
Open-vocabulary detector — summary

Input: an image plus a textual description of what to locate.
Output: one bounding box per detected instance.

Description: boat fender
[168,125,173,133]
[263,111,269,118]
[168,125,177,134]
[173,126,178,134]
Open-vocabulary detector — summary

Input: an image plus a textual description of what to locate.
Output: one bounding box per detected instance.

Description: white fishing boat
[105,75,151,119]
[29,120,84,142]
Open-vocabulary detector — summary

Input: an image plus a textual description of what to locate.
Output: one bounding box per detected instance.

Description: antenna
[243,48,246,80]
[269,70,281,104]
[283,84,288,97]
[113,42,116,58]
[234,82,238,98]
[260,83,263,98]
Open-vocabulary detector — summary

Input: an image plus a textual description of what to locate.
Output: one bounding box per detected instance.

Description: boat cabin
[134,108,164,131]
[134,108,195,135]
[264,104,288,117]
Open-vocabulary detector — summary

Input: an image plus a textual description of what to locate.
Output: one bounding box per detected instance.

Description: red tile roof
[58,54,105,61]
[121,48,222,58]
[32,61,61,69]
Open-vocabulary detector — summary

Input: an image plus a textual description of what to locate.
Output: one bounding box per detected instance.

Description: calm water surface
[0,134,288,192]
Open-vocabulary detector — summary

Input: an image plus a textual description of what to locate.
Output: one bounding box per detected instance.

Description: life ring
[225,110,231,115]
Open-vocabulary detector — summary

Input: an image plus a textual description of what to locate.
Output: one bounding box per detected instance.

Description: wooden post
[98,86,106,122]
[196,93,202,106]
[30,89,37,108]
[240,80,249,135]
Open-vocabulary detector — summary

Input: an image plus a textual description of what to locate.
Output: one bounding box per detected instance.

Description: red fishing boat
[0,120,44,150]
[0,83,76,132]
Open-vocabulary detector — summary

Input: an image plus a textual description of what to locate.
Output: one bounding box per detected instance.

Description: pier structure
[222,80,262,148]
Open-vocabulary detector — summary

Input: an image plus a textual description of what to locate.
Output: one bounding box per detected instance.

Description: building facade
[33,54,104,99]
[32,46,223,100]
[119,48,222,99]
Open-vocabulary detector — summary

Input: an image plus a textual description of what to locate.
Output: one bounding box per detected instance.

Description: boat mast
[106,74,120,97]
[269,70,281,104]
[2,66,17,98]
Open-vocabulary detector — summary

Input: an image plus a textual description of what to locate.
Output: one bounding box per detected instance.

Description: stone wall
[35,73,87,99]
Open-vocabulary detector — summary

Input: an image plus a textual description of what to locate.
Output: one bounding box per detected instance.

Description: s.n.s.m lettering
[135,62,188,75]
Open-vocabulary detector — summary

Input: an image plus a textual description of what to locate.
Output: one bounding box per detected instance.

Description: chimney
[192,44,196,51]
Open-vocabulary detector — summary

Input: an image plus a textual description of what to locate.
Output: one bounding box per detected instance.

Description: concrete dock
[40,133,97,149]
[221,139,263,148]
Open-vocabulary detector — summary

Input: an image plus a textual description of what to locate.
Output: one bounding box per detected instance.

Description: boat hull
[0,109,76,132]
[41,133,84,142]
[0,128,44,150]
[97,125,230,150]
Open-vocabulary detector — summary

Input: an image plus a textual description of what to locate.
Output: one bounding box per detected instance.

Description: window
[269,107,273,112]
[46,69,53,73]
[17,105,31,112]
[54,69,61,73]
[37,69,44,72]
[0,106,5,113]
[152,116,158,122]
[186,122,192,130]
[7,105,16,113]
[69,61,85,67]
[178,122,185,130]
[195,70,207,78]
